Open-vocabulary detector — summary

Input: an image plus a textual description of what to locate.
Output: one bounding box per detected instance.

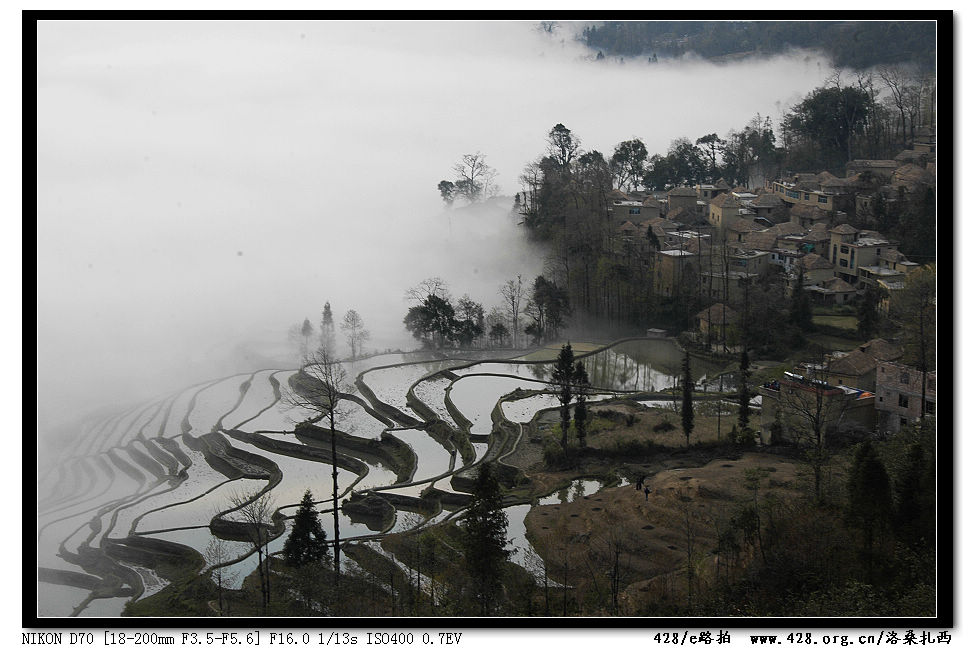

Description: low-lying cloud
[36,20,833,434]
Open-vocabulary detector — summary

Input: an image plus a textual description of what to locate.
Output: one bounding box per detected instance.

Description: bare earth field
[507,399,806,614]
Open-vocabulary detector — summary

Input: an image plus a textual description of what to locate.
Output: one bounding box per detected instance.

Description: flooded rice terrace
[35,339,725,616]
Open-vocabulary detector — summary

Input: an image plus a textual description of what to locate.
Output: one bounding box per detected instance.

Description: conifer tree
[552,343,575,450]
[573,361,590,448]
[283,490,329,568]
[681,349,694,447]
[462,464,510,616]
[847,441,892,578]
[789,268,813,331]
[736,349,753,444]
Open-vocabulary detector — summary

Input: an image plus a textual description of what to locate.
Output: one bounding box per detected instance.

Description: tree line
[402,275,571,350]
[579,20,937,71]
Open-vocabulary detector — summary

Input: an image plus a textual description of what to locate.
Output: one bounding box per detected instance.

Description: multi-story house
[828,224,901,288]
[667,186,699,215]
[758,372,877,443]
[766,175,849,212]
[875,361,937,433]
[708,192,740,235]
[655,249,697,297]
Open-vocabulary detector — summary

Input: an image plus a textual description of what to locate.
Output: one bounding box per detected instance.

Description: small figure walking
[644,486,650,501]
[635,476,644,490]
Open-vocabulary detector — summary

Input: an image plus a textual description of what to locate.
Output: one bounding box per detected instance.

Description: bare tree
[283,346,350,575]
[518,159,544,221]
[452,152,498,203]
[773,357,852,501]
[205,537,239,615]
[878,65,922,147]
[340,309,370,360]
[500,275,524,349]
[404,277,450,305]
[286,322,304,362]
[227,489,276,612]
[598,525,629,615]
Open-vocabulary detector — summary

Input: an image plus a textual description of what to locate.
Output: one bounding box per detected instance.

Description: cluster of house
[611,128,937,438]
[611,127,935,312]
[756,338,936,437]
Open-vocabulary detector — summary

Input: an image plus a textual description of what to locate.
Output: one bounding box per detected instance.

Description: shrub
[542,437,569,470]
[653,419,675,433]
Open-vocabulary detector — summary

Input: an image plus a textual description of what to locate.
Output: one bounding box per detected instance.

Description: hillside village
[609,126,936,440]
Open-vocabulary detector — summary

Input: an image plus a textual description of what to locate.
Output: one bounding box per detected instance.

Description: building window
[925,400,936,414]
[900,372,909,384]
[832,244,837,262]
[629,208,640,215]
[879,396,884,402]
[840,259,848,268]
[900,417,908,426]
[818,195,828,204]
[840,245,849,254]
[804,193,810,200]
[898,394,909,408]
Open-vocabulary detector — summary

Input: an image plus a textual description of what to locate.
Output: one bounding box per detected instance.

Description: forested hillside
[581,21,938,70]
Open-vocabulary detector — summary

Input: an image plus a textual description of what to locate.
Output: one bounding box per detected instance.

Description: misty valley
[35,18,940,620]
[37,338,730,617]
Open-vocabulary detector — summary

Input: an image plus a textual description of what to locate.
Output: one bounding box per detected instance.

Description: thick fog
[36,20,834,439]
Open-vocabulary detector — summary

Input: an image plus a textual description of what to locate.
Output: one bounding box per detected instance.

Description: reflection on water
[37,337,728,616]
[536,478,603,506]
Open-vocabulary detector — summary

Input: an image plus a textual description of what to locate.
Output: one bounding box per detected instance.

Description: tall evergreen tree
[283,490,329,568]
[462,464,510,616]
[737,349,752,443]
[847,441,892,577]
[789,268,813,332]
[681,349,694,448]
[573,361,590,448]
[857,286,882,339]
[321,302,335,354]
[552,343,576,450]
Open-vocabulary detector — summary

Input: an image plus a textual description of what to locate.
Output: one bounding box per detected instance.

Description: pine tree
[321,302,335,354]
[789,268,813,331]
[847,441,892,578]
[857,286,882,339]
[572,361,590,448]
[893,442,924,542]
[462,464,510,616]
[681,349,694,448]
[283,490,329,568]
[301,318,314,355]
[736,349,753,444]
[552,343,575,450]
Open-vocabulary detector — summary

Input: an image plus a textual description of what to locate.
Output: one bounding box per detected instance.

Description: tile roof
[727,217,764,233]
[770,221,805,236]
[821,276,856,292]
[711,192,739,208]
[751,193,785,208]
[742,230,778,251]
[800,253,834,271]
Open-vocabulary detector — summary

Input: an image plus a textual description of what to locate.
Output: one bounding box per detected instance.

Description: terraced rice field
[35,339,692,617]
